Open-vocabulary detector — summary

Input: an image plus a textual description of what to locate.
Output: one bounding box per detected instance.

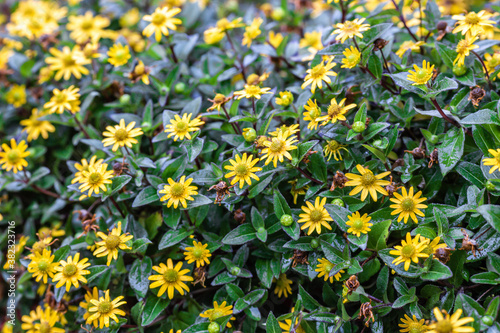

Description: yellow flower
[20,109,55,141]
[207,93,231,112]
[159,176,198,208]
[345,164,391,202]
[454,35,478,66]
[184,241,211,267]
[129,60,150,84]
[452,10,495,37]
[0,48,13,71]
[389,233,429,271]
[322,98,356,125]
[148,258,193,298]
[3,236,28,270]
[298,197,333,235]
[164,113,205,141]
[299,31,323,53]
[67,11,110,43]
[93,222,133,266]
[316,258,344,282]
[243,17,263,47]
[399,314,427,333]
[484,53,500,76]
[107,43,131,67]
[27,249,57,284]
[142,6,182,42]
[38,67,53,84]
[274,273,292,298]
[234,84,272,100]
[38,222,65,239]
[268,31,284,48]
[121,29,147,52]
[346,211,372,237]
[86,290,127,329]
[275,91,294,106]
[268,124,300,137]
[45,46,90,81]
[341,46,361,69]
[102,119,143,152]
[407,60,434,85]
[5,84,26,108]
[279,316,305,333]
[216,17,244,32]
[324,140,348,162]
[200,301,234,322]
[52,253,91,292]
[396,41,424,58]
[301,57,337,93]
[260,130,298,167]
[289,179,309,205]
[44,86,81,114]
[78,164,114,197]
[31,235,54,255]
[333,18,371,43]
[71,156,104,184]
[224,153,262,188]
[420,236,448,255]
[204,27,225,44]
[427,308,474,333]
[80,287,100,327]
[303,99,327,130]
[390,187,428,224]
[0,139,30,174]
[21,306,65,333]
[120,8,141,28]
[483,148,500,173]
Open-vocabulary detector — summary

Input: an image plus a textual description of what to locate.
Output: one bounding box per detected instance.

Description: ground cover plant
[1,0,500,332]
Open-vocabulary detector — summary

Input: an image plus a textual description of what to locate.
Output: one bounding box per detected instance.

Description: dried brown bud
[234,209,246,224]
[373,38,388,51]
[330,171,348,191]
[291,249,309,267]
[428,148,439,168]
[392,158,405,169]
[346,275,360,293]
[385,176,401,197]
[404,146,426,159]
[209,181,231,205]
[437,21,447,30]
[359,302,375,327]
[302,150,317,164]
[434,247,453,264]
[469,86,485,107]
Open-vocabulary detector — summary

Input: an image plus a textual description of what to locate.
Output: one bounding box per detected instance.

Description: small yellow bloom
[107,43,131,67]
[454,35,478,66]
[452,10,495,37]
[148,258,193,298]
[484,53,500,77]
[324,140,348,161]
[274,273,292,298]
[0,138,30,174]
[275,91,293,106]
[164,113,205,141]
[204,27,225,44]
[483,148,500,173]
[21,306,65,333]
[346,211,372,237]
[426,308,474,333]
[200,301,234,322]
[44,86,81,114]
[234,85,272,100]
[260,130,298,167]
[301,57,337,93]
[395,41,424,58]
[322,98,356,125]
[224,153,262,188]
[102,119,144,152]
[299,31,323,53]
[80,287,100,327]
[315,258,344,282]
[120,8,141,28]
[303,99,327,130]
[420,236,448,255]
[345,164,391,202]
[390,187,428,224]
[389,233,429,271]
[159,176,198,208]
[93,222,133,266]
[129,60,150,84]
[268,31,284,48]
[243,17,263,47]
[184,241,212,267]
[298,197,333,235]
[45,46,90,81]
[142,6,182,42]
[71,156,104,184]
[78,164,114,197]
[341,46,361,69]
[216,17,244,32]
[333,18,371,43]
[289,179,309,205]
[27,249,57,284]
[399,314,427,333]
[5,84,26,108]
[86,290,127,329]
[407,60,434,85]
[52,253,91,292]
[67,11,110,44]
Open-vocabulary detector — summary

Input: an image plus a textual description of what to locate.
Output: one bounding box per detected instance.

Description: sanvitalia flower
[20,109,55,141]
[23,306,65,333]
[345,164,391,202]
[0,139,30,173]
[5,84,26,107]
[204,27,225,44]
[322,98,356,125]
[427,308,474,333]
[289,179,309,205]
[71,156,104,184]
[52,253,91,291]
[268,124,300,137]
[299,31,323,53]
[399,314,427,333]
[129,60,150,84]
[207,93,231,112]
[341,46,361,69]
[390,187,428,224]
[107,43,131,67]
[389,233,429,271]
[44,86,81,114]
[216,17,244,32]
[346,211,372,237]
[93,222,133,266]
[268,31,284,48]
[148,258,193,298]
[395,41,424,58]
[316,258,344,282]
[234,85,272,100]
[298,197,333,235]
[483,149,500,173]
[274,273,292,298]
[184,241,211,267]
[303,99,327,130]
[420,236,448,255]
[324,140,348,161]
[159,176,198,208]
[454,35,478,66]
[164,113,205,141]
[407,60,434,85]
[27,249,57,283]
[242,17,263,47]
[224,153,262,188]
[120,8,140,27]
[142,6,182,42]
[484,53,500,77]
[452,10,495,37]
[333,18,371,43]
[86,290,127,329]
[102,119,143,152]
[67,11,110,43]
[200,301,234,321]
[275,91,293,106]
[301,57,337,93]
[80,287,100,328]
[260,130,298,167]
[45,46,90,81]
[78,164,114,197]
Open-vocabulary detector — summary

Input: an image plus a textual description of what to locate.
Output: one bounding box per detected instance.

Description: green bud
[174,82,186,94]
[331,198,344,207]
[486,180,496,191]
[119,94,131,104]
[230,266,241,276]
[310,238,320,249]
[160,86,170,95]
[482,316,494,326]
[271,7,286,21]
[226,0,239,12]
[208,321,220,333]
[280,214,293,227]
[453,64,467,77]
[352,121,366,133]
[243,128,257,142]
[429,134,439,144]
[257,227,266,233]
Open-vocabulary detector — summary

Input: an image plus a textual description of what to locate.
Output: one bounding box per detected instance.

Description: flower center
[323,261,334,272]
[151,12,166,25]
[343,22,356,33]
[235,164,249,176]
[63,54,76,67]
[114,128,129,141]
[361,172,376,186]
[89,172,102,185]
[464,12,479,25]
[210,309,224,320]
[416,69,429,80]
[456,40,469,53]
[7,150,20,163]
[408,323,423,333]
[352,218,364,230]
[32,241,46,253]
[213,94,226,104]
[97,300,112,314]
[328,141,340,150]
[38,321,51,333]
[310,64,326,78]
[175,120,188,131]
[163,268,178,282]
[269,139,284,152]
[434,319,453,333]
[63,263,77,277]
[105,235,121,250]
[38,259,49,272]
[402,244,415,258]
[328,104,341,116]
[81,19,94,31]
[55,93,67,103]
[310,209,323,222]
[170,183,185,197]
[401,198,415,211]
[193,248,204,258]
[245,85,261,96]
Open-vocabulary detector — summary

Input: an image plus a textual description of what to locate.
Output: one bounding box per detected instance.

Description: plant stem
[295,166,323,185]
[222,104,242,134]
[471,50,493,89]
[225,31,247,81]
[430,98,472,137]
[74,115,91,139]
[110,197,126,218]
[30,184,60,199]
[391,0,419,42]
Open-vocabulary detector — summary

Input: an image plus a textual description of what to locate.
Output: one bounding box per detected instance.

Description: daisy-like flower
[44,86,81,114]
[107,43,131,67]
[299,31,323,53]
[216,17,244,32]
[52,253,91,292]
[20,109,55,142]
[268,31,284,48]
[407,60,435,85]
[71,156,104,184]
[289,179,309,205]
[45,46,90,81]
[27,249,57,284]
[454,35,478,66]
[303,99,328,130]
[333,18,371,43]
[399,314,428,333]
[390,187,428,224]
[260,130,298,167]
[184,240,212,267]
[93,222,133,266]
[86,290,127,329]
[452,10,496,37]
[80,287,100,328]
[484,53,500,76]
[3,236,28,270]
[427,308,474,333]
[275,91,294,106]
[420,236,448,256]
[324,140,348,161]
[129,60,150,84]
[159,176,198,209]
[322,98,356,125]
[242,17,263,47]
[301,57,337,93]
[78,164,114,197]
[389,233,429,271]
[0,48,13,71]
[207,93,231,112]
[315,258,344,282]
[102,119,143,152]
[395,41,424,58]
[0,139,30,174]
[268,124,300,137]
[142,6,182,42]
[224,153,262,189]
[345,164,391,202]
[5,84,26,107]
[148,258,193,299]
[22,306,65,333]
[346,211,372,237]
[298,197,333,235]
[483,148,500,173]
[204,27,225,44]
[274,273,292,298]
[67,11,110,43]
[341,46,361,69]
[234,85,272,100]
[280,317,305,333]
[200,301,234,322]
[164,113,205,141]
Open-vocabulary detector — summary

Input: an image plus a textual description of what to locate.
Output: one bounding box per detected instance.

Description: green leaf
[266,312,281,333]
[435,42,457,68]
[251,206,265,230]
[420,259,453,281]
[129,257,152,298]
[461,109,500,125]
[473,125,498,154]
[86,265,109,283]
[354,102,368,123]
[368,55,382,79]
[234,289,266,314]
[295,140,319,166]
[248,173,274,198]
[434,207,449,236]
[256,259,274,288]
[456,161,487,187]
[476,205,500,233]
[53,245,70,262]
[362,144,387,163]
[158,228,193,250]
[163,205,181,229]
[392,295,416,308]
[102,175,132,201]
[222,224,257,245]
[141,295,170,326]
[273,189,291,219]
[367,220,392,250]
[488,253,500,274]
[470,272,500,285]
[426,76,459,99]
[361,23,393,46]
[131,238,152,254]
[133,186,159,207]
[438,127,465,176]
[299,285,322,311]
